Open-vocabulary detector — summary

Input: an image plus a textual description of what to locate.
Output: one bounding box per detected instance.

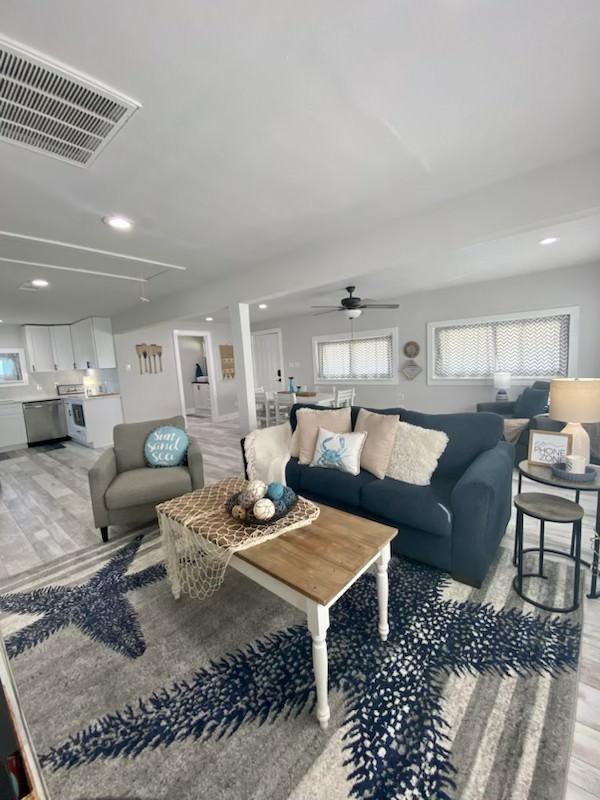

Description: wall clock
[403,341,420,358]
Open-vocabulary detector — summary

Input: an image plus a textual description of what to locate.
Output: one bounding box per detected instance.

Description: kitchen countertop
[0,393,120,405]
[84,393,121,399]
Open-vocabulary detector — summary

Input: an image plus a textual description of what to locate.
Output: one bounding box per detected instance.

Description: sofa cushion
[105,466,192,510]
[298,463,378,507]
[513,387,549,419]
[310,427,367,475]
[114,416,186,472]
[400,410,502,477]
[354,408,400,479]
[295,407,352,464]
[361,476,454,538]
[387,421,449,485]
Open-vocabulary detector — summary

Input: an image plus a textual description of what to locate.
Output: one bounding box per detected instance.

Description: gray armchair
[88,415,204,542]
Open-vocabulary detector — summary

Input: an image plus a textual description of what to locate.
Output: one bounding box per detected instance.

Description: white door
[252,330,284,392]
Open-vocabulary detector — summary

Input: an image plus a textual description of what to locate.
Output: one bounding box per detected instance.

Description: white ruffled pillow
[310,427,367,476]
[386,421,449,486]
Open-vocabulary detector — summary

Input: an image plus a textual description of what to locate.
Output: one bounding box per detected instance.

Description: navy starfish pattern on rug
[0,537,165,659]
[40,556,579,799]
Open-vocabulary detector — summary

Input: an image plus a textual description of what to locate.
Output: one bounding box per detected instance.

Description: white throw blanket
[244,423,292,484]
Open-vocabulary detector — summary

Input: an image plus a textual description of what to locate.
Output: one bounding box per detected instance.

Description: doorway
[173,330,219,422]
[252,329,284,392]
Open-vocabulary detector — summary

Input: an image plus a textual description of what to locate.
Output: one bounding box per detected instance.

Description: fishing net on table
[157,477,320,599]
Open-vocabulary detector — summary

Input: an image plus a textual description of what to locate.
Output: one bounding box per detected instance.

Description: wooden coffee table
[230,504,397,729]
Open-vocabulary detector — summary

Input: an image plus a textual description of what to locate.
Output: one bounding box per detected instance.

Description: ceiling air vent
[0,36,141,166]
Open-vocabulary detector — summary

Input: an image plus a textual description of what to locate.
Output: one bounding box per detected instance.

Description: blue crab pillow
[144,426,189,468]
[309,426,367,476]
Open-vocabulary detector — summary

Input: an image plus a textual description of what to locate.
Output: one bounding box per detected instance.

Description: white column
[229,302,257,435]
[376,543,391,641]
[306,602,330,730]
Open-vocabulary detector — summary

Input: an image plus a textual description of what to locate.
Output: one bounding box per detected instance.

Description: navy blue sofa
[274,404,514,588]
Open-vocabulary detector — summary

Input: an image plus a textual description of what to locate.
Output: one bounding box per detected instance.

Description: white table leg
[377,543,391,641]
[306,602,330,730]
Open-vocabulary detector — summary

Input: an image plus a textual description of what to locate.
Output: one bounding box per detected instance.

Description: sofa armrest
[476,401,516,414]
[451,441,514,586]
[530,414,563,432]
[88,448,117,529]
[187,440,205,490]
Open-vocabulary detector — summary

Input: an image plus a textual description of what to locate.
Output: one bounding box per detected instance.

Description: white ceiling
[0,0,599,326]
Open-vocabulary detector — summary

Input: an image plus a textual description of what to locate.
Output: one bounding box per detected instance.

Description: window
[0,348,28,386]
[427,307,578,384]
[313,328,397,383]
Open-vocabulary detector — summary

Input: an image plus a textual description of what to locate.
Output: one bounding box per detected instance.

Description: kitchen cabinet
[23,325,54,373]
[71,317,116,369]
[193,382,211,413]
[0,402,27,450]
[50,325,75,371]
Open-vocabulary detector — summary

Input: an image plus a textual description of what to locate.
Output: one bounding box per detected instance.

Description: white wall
[252,262,600,413]
[114,317,238,423]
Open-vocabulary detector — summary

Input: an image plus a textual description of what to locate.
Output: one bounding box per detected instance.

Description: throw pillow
[354,408,400,479]
[144,425,189,468]
[295,407,352,464]
[387,421,449,486]
[310,427,367,476]
[503,418,530,444]
[513,387,549,419]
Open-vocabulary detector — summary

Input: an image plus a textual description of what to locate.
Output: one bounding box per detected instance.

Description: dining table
[272,391,335,423]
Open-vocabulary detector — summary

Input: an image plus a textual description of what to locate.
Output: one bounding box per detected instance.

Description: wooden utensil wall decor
[219,344,235,379]
[135,343,164,373]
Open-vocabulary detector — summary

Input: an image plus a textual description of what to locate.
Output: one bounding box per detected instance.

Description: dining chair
[334,387,355,407]
[274,392,297,424]
[255,390,274,428]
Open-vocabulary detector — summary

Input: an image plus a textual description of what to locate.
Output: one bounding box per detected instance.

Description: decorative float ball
[225,493,241,514]
[239,480,267,508]
[253,498,275,521]
[267,482,285,502]
[273,499,288,517]
[282,486,297,508]
[231,504,247,521]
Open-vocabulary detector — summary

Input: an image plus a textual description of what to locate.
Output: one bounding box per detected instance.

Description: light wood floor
[0,416,598,799]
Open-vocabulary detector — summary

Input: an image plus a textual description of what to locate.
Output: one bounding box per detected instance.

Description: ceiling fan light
[345,308,362,319]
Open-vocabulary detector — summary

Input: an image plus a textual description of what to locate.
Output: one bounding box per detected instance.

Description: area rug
[0,532,581,800]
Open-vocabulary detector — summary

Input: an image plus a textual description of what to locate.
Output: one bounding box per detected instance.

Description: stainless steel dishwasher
[22,399,68,444]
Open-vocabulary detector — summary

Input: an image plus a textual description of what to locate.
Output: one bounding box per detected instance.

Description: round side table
[513,492,584,613]
[518,460,600,600]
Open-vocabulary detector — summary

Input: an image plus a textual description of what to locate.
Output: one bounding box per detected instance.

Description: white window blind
[316,333,393,381]
[432,311,571,379]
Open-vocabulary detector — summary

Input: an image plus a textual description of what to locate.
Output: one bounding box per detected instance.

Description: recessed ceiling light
[103,215,133,231]
[539,236,559,245]
[258,303,268,309]
[31,278,49,288]
[205,316,214,322]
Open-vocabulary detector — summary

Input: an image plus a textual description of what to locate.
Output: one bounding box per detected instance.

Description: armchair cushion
[113,415,186,473]
[513,387,548,419]
[105,466,192,510]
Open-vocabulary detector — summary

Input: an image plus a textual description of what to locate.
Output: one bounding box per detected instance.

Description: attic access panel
[0,36,140,166]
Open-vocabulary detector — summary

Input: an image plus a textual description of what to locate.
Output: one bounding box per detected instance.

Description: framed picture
[528,430,572,466]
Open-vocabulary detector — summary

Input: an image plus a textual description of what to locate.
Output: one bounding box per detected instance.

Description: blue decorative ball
[273,499,288,517]
[282,486,297,508]
[267,482,285,502]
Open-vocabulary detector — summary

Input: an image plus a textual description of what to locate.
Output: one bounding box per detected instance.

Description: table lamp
[493,372,511,402]
[549,378,600,465]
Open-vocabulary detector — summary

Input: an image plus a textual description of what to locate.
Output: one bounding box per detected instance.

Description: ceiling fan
[312,286,399,319]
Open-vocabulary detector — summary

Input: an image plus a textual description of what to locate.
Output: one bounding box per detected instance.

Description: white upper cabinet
[71,317,116,369]
[23,325,54,373]
[50,325,75,371]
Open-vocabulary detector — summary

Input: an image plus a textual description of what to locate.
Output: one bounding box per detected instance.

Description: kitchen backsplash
[0,368,120,401]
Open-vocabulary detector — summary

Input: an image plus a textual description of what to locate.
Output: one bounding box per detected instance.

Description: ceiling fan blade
[361,303,400,309]
[311,305,342,309]
[312,308,341,316]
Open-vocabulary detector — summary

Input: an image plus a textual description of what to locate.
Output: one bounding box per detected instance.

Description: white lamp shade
[549,378,600,423]
[493,372,511,391]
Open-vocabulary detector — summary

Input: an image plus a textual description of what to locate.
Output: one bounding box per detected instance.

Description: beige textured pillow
[295,407,352,464]
[354,408,400,479]
[387,421,449,486]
